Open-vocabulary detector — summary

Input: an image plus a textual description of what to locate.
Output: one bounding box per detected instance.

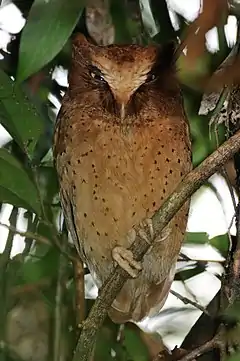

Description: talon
[112,246,142,278]
[138,229,151,245]
[145,218,155,240]
[155,225,171,242]
[139,218,154,241]
[126,228,136,243]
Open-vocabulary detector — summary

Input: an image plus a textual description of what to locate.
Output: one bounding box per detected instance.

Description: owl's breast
[56,115,191,269]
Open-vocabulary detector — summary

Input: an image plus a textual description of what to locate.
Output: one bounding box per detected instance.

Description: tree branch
[73,258,85,329]
[170,289,210,316]
[177,330,223,361]
[73,130,240,361]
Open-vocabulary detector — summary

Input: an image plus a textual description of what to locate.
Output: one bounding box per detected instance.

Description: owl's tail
[108,265,175,323]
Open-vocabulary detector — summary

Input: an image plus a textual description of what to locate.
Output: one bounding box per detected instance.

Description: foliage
[0,0,239,360]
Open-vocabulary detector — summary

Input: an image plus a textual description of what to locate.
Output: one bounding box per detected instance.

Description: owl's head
[69,34,180,120]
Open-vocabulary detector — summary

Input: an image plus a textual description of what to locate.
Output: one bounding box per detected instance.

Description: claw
[155,225,171,242]
[112,246,142,278]
[139,218,155,241]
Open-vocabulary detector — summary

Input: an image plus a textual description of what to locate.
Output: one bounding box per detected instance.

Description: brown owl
[53,34,192,323]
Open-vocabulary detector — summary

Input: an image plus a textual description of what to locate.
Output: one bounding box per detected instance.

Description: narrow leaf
[17,0,84,82]
[0,69,44,158]
[110,0,132,43]
[149,0,176,43]
[184,232,209,244]
[123,328,149,361]
[0,149,41,214]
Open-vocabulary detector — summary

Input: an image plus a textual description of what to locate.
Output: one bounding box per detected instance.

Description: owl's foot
[139,218,154,241]
[112,246,142,278]
[138,219,171,255]
[156,225,171,242]
[138,218,155,244]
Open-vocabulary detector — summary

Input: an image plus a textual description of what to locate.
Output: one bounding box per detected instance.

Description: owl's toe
[112,246,142,278]
[137,221,172,254]
[139,218,154,242]
[155,225,172,242]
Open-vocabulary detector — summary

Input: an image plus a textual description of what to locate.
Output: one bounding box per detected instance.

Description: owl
[53,34,192,323]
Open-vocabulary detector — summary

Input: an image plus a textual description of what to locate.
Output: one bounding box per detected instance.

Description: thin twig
[179,252,191,261]
[73,130,240,361]
[0,208,18,268]
[220,21,240,313]
[0,207,18,361]
[0,222,51,245]
[73,258,85,329]
[22,212,38,256]
[221,167,237,211]
[177,332,222,361]
[53,221,68,361]
[10,279,51,296]
[0,222,78,262]
[170,289,210,316]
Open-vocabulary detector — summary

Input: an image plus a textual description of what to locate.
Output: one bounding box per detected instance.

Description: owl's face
[69,35,179,120]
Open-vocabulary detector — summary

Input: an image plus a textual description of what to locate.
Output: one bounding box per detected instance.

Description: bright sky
[0,0,238,348]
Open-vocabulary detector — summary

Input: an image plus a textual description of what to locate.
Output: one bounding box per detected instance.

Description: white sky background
[0,0,238,349]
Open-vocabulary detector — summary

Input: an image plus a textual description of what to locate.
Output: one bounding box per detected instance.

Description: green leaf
[0,186,33,211]
[209,234,229,257]
[21,248,59,283]
[185,232,209,244]
[224,301,240,320]
[95,326,116,361]
[17,0,84,82]
[150,0,176,43]
[123,328,149,361]
[0,69,44,158]
[110,0,132,43]
[227,352,240,361]
[175,263,206,281]
[37,165,59,203]
[0,148,41,214]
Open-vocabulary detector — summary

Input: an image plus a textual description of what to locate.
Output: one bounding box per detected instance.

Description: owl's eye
[145,72,157,84]
[89,67,106,83]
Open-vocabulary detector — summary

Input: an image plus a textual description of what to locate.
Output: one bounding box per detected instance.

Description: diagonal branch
[73,130,240,361]
[177,329,223,361]
[170,289,210,316]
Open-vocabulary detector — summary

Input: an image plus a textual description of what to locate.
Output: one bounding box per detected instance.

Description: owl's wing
[60,188,87,262]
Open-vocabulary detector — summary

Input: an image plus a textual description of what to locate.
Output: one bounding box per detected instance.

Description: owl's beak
[114,92,132,121]
[119,103,126,120]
